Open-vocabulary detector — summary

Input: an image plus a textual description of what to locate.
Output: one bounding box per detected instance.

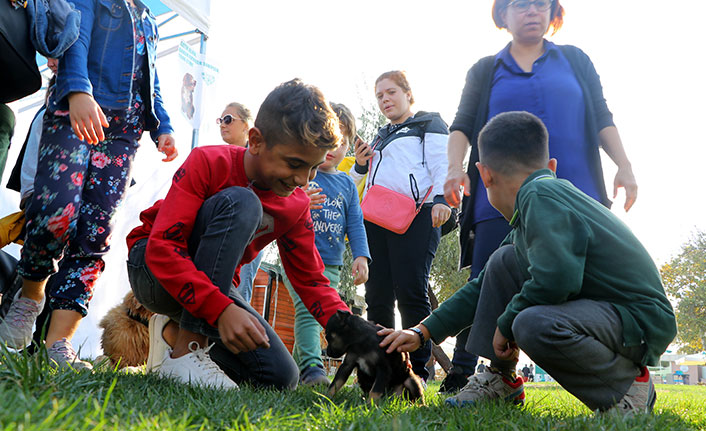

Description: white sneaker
[145,314,171,372]
[0,290,45,349]
[158,341,238,390]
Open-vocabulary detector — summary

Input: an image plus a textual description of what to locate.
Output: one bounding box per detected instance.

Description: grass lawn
[1,349,705,431]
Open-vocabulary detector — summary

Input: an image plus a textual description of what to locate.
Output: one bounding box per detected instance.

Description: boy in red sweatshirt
[126,79,350,389]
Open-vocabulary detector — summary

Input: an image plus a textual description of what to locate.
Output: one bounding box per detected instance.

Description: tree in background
[429,230,468,302]
[661,229,706,354]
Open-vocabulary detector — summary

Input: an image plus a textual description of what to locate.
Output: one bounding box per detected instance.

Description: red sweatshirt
[126,145,349,327]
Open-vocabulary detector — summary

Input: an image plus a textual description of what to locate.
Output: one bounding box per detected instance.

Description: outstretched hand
[217,303,270,355]
[378,327,421,354]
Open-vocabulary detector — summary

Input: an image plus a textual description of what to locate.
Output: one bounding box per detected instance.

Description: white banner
[160,0,210,35]
[177,41,219,129]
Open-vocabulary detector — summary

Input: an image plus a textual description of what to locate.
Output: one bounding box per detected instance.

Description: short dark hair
[254,78,341,150]
[478,111,549,175]
[492,0,565,35]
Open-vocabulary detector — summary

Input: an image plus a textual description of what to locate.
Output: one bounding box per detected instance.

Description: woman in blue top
[0,0,177,369]
[439,0,638,393]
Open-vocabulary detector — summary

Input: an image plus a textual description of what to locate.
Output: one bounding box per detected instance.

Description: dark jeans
[128,186,298,390]
[450,217,511,375]
[364,205,440,380]
[467,245,643,410]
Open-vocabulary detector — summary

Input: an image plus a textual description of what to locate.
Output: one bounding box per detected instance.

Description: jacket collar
[509,168,556,228]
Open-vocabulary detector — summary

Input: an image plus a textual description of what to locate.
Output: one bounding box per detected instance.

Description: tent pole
[191,32,207,149]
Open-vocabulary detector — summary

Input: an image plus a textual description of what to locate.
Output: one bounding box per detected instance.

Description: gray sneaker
[445,369,525,407]
[300,364,330,386]
[604,367,656,417]
[0,290,44,349]
[47,338,93,371]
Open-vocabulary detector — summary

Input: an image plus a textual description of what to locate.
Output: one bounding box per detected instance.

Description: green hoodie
[423,169,676,366]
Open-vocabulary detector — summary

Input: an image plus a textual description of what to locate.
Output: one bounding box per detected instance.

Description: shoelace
[7,298,40,328]
[187,341,221,374]
[459,373,502,397]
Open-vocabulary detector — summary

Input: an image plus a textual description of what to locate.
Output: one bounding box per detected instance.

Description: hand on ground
[217,303,270,354]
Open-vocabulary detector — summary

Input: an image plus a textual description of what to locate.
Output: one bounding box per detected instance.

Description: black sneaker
[439,370,470,393]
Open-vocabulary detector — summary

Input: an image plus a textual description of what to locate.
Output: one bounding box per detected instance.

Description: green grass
[1,348,705,431]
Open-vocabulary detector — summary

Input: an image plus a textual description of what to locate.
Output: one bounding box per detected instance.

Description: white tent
[1,1,215,358]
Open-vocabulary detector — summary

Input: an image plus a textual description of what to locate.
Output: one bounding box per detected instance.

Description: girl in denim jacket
[0,0,177,368]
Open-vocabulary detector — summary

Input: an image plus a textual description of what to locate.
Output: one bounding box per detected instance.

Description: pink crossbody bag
[360,138,433,234]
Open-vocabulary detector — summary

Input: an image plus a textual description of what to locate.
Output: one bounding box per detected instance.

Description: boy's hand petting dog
[217,304,270,354]
[377,326,428,353]
[351,256,369,285]
[492,326,519,361]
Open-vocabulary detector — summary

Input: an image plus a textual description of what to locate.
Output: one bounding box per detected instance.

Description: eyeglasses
[216,114,243,125]
[507,0,552,12]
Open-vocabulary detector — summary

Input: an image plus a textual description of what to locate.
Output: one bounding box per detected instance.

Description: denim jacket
[26,0,81,58]
[50,0,173,143]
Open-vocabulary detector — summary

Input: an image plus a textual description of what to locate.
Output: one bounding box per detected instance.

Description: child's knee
[512,306,554,354]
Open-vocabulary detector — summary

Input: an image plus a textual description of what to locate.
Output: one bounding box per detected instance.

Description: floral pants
[18,109,142,316]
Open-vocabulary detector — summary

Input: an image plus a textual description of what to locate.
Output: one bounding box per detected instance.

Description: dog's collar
[126,308,150,327]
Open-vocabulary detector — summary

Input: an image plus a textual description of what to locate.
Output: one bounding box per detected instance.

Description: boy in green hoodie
[378,111,676,415]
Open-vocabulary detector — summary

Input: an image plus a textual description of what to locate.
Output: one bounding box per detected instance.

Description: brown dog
[325,310,425,404]
[99,291,154,368]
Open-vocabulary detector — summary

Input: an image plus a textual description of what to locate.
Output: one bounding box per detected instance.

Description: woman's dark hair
[492,0,565,35]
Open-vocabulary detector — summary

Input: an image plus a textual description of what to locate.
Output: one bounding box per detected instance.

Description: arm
[599,126,637,211]
[279,211,350,327]
[575,47,636,211]
[144,148,233,326]
[444,130,471,208]
[496,194,589,340]
[424,120,452,227]
[150,67,175,143]
[344,181,370,284]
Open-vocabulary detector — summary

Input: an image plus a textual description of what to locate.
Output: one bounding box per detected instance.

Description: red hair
[375,70,415,105]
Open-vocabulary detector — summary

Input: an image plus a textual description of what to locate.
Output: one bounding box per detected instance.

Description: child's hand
[157,134,178,162]
[354,137,373,166]
[68,92,109,145]
[351,256,369,285]
[377,326,427,353]
[492,326,519,361]
[443,169,470,208]
[305,187,325,210]
[431,203,451,228]
[217,303,270,354]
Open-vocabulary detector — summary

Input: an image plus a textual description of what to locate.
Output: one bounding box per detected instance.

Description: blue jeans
[233,250,263,303]
[128,186,298,390]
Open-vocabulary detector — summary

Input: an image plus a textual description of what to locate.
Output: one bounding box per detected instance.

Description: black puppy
[325,310,424,403]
